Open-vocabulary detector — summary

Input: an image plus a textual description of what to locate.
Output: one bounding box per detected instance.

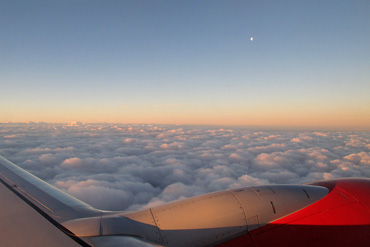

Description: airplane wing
[0,155,99,246]
[0,177,88,247]
[1,154,369,247]
[0,155,161,247]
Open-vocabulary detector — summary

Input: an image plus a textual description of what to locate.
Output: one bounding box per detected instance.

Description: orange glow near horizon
[1,103,370,130]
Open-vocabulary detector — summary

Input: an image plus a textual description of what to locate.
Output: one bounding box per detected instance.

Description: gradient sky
[1,1,369,128]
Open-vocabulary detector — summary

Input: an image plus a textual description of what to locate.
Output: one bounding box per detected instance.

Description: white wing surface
[0,155,100,247]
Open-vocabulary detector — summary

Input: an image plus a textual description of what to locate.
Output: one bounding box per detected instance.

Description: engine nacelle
[64,184,328,247]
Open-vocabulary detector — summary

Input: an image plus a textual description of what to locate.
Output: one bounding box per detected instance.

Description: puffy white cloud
[344,152,370,165]
[233,174,269,187]
[0,123,369,213]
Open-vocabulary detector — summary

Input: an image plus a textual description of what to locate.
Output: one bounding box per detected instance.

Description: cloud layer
[1,123,370,211]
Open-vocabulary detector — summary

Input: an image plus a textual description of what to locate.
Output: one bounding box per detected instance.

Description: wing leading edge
[0,155,100,247]
[0,155,160,247]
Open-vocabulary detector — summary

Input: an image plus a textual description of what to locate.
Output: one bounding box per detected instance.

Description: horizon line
[1,121,369,132]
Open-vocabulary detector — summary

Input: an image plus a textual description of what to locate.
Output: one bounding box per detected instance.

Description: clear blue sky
[1,1,369,128]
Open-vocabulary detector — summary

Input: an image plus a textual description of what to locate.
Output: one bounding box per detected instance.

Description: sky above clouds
[1,1,370,128]
[1,123,369,211]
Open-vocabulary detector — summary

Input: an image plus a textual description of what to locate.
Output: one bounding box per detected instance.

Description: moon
[250,37,254,41]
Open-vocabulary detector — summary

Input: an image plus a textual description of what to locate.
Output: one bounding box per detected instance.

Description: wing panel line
[0,174,92,247]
